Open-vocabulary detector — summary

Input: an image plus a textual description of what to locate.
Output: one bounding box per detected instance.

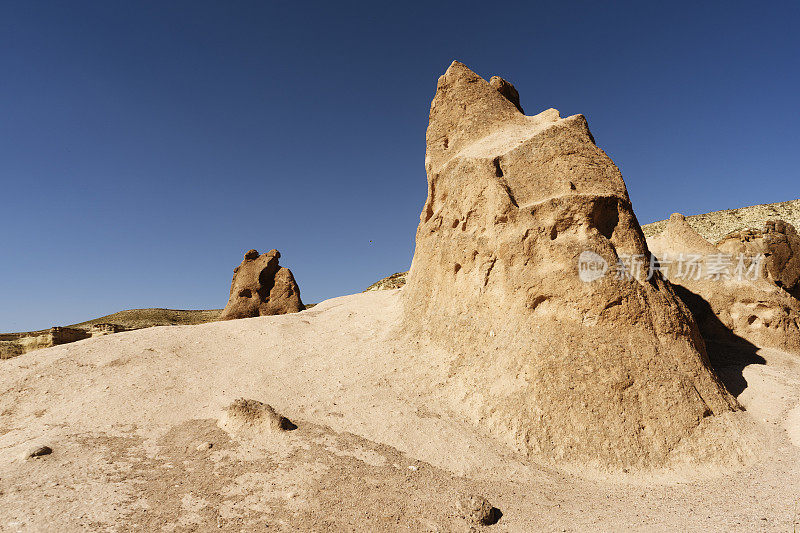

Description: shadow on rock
[674,285,765,398]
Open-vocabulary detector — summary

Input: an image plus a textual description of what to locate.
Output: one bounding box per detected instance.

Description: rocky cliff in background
[642,199,800,243]
[648,214,800,353]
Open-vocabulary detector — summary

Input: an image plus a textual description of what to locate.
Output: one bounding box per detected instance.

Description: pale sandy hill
[642,199,800,243]
[1,290,799,531]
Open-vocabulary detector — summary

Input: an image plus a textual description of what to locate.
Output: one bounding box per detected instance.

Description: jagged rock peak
[489,75,523,113]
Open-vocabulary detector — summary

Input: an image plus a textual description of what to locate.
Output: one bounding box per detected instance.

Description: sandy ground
[1,289,799,532]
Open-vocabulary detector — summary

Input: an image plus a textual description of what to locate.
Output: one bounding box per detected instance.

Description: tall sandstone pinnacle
[401,61,742,469]
[219,249,303,320]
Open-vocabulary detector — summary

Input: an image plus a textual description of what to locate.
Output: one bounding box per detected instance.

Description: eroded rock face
[219,249,303,320]
[717,220,800,299]
[401,61,739,469]
[648,216,800,353]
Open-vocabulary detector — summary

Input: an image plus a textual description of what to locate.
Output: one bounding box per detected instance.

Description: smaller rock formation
[219,249,304,320]
[456,494,501,525]
[647,215,800,353]
[218,398,296,437]
[716,220,800,300]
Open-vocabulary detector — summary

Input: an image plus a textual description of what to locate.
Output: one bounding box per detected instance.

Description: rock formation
[717,220,800,300]
[401,61,740,469]
[648,214,800,353]
[219,249,304,320]
[0,327,90,359]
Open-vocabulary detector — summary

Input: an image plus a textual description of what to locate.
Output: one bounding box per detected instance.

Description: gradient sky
[2,1,798,332]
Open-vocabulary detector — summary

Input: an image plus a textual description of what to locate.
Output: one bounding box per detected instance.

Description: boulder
[401,61,740,469]
[648,215,800,353]
[23,445,53,459]
[219,249,304,320]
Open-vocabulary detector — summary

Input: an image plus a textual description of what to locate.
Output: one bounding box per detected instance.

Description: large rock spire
[402,61,742,469]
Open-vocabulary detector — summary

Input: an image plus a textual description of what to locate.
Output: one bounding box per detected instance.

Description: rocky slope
[642,199,800,243]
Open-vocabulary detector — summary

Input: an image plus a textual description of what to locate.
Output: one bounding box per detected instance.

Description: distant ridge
[641,199,800,243]
[67,308,223,331]
[0,308,224,358]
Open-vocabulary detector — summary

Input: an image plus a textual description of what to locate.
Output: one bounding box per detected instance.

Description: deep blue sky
[1,1,798,332]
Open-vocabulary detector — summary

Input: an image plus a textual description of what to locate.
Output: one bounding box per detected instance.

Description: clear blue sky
[1,1,798,332]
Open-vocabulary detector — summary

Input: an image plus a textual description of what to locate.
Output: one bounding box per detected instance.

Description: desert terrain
[2,61,799,532]
[1,291,799,531]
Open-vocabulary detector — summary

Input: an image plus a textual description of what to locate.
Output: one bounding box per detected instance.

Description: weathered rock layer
[401,61,740,469]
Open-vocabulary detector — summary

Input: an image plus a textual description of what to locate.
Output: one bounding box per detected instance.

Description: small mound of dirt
[457,494,501,525]
[24,445,53,459]
[217,398,296,437]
